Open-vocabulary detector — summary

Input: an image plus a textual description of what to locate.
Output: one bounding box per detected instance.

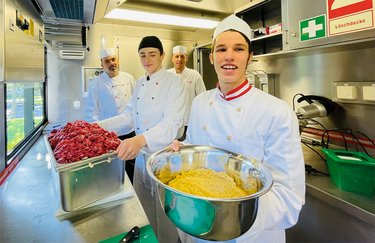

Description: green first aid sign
[300,15,326,41]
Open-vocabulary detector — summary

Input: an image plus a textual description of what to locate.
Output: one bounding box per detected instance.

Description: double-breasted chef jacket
[179,81,305,243]
[167,67,206,126]
[99,67,186,243]
[85,71,135,136]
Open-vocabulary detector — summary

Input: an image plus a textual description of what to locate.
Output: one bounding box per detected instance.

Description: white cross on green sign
[300,15,326,41]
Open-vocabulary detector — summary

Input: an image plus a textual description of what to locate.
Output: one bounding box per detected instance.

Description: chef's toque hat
[173,45,187,54]
[213,14,252,42]
[99,48,116,59]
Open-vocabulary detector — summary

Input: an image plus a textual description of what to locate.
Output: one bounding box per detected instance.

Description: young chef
[85,48,136,181]
[97,36,184,242]
[167,45,206,141]
[172,15,305,243]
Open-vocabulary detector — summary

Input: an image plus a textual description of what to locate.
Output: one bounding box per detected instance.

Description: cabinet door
[287,0,375,50]
[236,0,285,56]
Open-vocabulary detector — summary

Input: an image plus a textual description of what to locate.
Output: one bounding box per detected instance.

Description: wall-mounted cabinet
[286,0,375,50]
[235,0,287,57]
[235,0,375,58]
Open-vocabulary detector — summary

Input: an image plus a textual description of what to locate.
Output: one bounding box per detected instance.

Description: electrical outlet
[362,85,375,101]
[332,81,375,105]
[73,100,80,109]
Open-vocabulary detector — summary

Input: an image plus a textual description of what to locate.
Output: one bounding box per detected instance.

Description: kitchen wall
[47,20,375,143]
[248,41,375,140]
[47,23,212,123]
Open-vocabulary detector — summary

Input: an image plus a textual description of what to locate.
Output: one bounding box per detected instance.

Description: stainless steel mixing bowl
[146,145,273,241]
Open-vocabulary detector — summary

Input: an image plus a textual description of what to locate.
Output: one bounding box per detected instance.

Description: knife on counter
[119,226,140,243]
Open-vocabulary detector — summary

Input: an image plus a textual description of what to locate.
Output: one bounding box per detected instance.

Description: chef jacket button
[202,125,207,131]
[137,97,139,100]
[142,84,144,86]
[136,112,139,115]
[236,108,241,112]
[152,97,154,99]
[156,82,159,85]
[227,135,232,141]
[137,128,139,130]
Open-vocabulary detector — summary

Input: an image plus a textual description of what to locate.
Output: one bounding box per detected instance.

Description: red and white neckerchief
[218,80,252,101]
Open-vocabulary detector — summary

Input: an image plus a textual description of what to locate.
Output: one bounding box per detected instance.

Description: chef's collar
[218,80,252,101]
[145,67,166,81]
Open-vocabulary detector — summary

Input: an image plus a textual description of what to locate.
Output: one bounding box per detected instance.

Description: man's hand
[115,135,147,160]
[171,140,182,152]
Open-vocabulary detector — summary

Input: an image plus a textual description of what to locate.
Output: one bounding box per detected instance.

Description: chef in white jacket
[167,45,206,140]
[85,48,135,137]
[172,15,305,243]
[85,48,137,181]
[98,36,185,243]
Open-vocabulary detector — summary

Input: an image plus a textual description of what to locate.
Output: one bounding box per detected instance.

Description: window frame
[0,47,47,177]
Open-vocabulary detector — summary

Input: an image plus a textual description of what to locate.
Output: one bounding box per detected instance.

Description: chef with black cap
[97,36,185,242]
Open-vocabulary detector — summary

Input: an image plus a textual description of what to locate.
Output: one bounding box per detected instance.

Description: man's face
[209,31,252,89]
[139,47,164,75]
[101,55,119,78]
[172,53,187,71]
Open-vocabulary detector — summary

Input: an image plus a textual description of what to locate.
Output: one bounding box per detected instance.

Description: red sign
[327,0,373,19]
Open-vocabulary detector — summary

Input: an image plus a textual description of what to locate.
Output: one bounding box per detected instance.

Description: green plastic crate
[322,148,375,195]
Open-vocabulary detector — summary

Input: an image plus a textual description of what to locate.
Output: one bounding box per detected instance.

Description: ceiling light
[105,9,219,29]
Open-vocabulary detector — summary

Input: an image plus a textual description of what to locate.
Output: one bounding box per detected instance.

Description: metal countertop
[0,136,150,243]
[303,146,375,227]
[1,136,374,242]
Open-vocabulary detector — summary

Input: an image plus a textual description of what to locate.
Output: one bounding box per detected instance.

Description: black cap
[138,36,164,54]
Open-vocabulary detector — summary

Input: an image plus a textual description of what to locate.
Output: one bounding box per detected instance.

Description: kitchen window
[5,81,46,163]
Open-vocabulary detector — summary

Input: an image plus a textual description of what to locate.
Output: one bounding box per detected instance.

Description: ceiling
[29,0,250,49]
[97,0,250,29]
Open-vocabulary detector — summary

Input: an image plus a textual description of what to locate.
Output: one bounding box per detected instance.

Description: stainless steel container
[44,136,125,212]
[147,145,273,241]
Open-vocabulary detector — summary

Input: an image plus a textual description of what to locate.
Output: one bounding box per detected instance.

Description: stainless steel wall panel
[0,0,4,82]
[249,42,375,138]
[4,0,44,82]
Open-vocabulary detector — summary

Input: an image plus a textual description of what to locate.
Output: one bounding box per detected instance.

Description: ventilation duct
[44,22,88,50]
[58,50,85,60]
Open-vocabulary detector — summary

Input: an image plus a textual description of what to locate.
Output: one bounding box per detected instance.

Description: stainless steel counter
[0,136,151,243]
[302,145,375,225]
[286,145,375,242]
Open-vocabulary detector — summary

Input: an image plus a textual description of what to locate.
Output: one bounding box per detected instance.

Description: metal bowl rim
[146,145,274,202]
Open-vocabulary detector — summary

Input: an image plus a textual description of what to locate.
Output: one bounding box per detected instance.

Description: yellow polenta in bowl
[147,145,273,241]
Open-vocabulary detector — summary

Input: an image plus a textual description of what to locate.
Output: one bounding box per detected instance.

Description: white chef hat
[99,48,116,59]
[213,14,252,42]
[172,45,187,54]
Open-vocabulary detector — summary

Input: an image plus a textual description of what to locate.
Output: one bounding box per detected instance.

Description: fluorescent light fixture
[105,9,219,29]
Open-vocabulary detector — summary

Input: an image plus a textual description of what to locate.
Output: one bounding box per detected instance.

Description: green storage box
[322,148,375,195]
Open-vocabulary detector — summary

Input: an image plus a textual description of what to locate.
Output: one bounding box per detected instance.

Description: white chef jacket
[167,67,206,126]
[98,67,186,243]
[179,83,305,243]
[85,71,135,136]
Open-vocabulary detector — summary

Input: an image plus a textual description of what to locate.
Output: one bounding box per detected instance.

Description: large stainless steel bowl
[146,145,273,241]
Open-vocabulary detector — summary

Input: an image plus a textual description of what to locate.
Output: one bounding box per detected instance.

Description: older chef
[85,48,136,181]
[167,45,206,141]
[172,15,305,243]
[85,48,135,138]
[98,36,185,243]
